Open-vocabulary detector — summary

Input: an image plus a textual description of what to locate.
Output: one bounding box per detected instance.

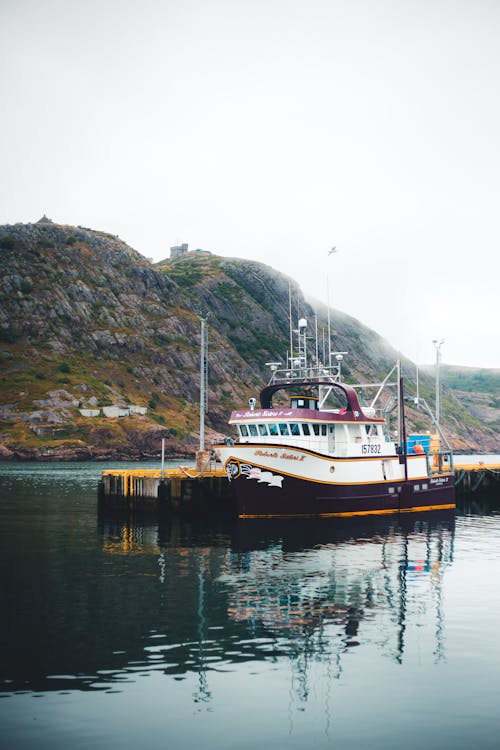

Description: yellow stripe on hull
[239,503,456,519]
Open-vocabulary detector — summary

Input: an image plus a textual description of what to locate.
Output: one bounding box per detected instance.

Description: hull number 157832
[362,444,381,454]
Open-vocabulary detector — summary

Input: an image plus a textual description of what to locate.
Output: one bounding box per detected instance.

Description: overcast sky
[1,0,499,368]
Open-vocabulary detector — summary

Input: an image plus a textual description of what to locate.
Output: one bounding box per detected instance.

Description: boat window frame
[290,422,300,436]
[239,424,249,437]
[302,423,311,436]
[248,424,258,437]
[258,424,269,436]
[268,423,278,436]
[279,423,290,436]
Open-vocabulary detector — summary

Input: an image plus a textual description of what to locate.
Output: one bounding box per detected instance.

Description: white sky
[1,0,499,368]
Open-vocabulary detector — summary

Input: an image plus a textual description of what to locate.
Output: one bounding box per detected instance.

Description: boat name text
[254,449,305,462]
[235,409,294,419]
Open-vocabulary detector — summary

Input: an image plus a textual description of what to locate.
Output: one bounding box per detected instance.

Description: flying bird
[328,246,337,255]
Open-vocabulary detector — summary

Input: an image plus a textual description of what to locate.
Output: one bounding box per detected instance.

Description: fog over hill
[0,220,497,459]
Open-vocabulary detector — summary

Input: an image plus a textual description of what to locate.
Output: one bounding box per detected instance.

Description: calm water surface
[1,461,499,750]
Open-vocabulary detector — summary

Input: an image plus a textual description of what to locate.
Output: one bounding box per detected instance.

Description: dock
[98,459,500,515]
[98,465,235,515]
[454,461,500,495]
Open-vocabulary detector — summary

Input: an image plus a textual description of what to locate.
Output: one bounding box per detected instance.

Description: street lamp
[432,338,445,427]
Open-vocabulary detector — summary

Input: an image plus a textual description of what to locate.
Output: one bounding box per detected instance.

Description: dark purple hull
[233,472,455,518]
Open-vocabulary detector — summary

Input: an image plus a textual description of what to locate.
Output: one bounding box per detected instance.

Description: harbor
[2,458,500,750]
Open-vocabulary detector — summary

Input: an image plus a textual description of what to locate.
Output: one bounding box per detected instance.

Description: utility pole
[199,316,208,451]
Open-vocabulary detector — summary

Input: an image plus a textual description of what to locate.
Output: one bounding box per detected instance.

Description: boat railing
[425,450,454,475]
[268,364,339,386]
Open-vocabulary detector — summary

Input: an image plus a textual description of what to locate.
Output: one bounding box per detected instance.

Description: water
[1,461,499,750]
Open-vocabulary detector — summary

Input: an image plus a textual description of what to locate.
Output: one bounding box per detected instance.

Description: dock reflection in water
[1,464,499,750]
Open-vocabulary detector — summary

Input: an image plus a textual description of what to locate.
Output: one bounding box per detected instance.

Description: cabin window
[297,399,305,407]
[268,423,278,436]
[248,424,258,437]
[290,423,300,436]
[328,425,335,452]
[312,424,320,436]
[321,424,327,436]
[279,423,290,436]
[367,424,379,437]
[302,423,311,436]
[258,424,268,436]
[239,424,249,437]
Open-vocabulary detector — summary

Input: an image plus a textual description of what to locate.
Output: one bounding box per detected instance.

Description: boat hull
[214,443,455,518]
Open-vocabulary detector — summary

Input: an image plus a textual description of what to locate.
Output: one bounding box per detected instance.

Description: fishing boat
[213,317,455,519]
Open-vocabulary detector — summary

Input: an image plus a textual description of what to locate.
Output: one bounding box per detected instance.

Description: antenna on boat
[326,246,338,369]
[298,317,307,371]
[314,315,319,365]
[288,282,294,367]
[327,275,332,367]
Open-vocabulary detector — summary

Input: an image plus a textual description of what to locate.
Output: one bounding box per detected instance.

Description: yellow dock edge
[454,463,500,472]
[102,467,227,479]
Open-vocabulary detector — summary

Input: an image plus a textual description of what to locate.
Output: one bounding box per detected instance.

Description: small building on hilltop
[170,243,189,259]
[169,242,212,260]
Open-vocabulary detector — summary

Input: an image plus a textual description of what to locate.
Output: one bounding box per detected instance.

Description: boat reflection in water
[98,510,456,706]
[221,513,454,676]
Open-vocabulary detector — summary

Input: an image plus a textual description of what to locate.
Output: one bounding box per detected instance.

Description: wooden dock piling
[454,461,500,498]
[98,466,235,515]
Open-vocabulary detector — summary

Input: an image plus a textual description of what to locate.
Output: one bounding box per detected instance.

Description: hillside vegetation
[0,220,497,459]
[421,364,500,436]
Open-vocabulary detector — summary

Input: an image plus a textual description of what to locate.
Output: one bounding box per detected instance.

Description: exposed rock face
[0,221,497,459]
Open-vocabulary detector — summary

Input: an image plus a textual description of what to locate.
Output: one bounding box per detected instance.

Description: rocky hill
[421,364,500,437]
[0,219,497,460]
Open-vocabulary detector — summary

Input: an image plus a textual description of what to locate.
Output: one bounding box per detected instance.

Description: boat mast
[327,275,332,369]
[399,369,409,482]
[315,314,319,365]
[326,246,338,371]
[397,359,402,446]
